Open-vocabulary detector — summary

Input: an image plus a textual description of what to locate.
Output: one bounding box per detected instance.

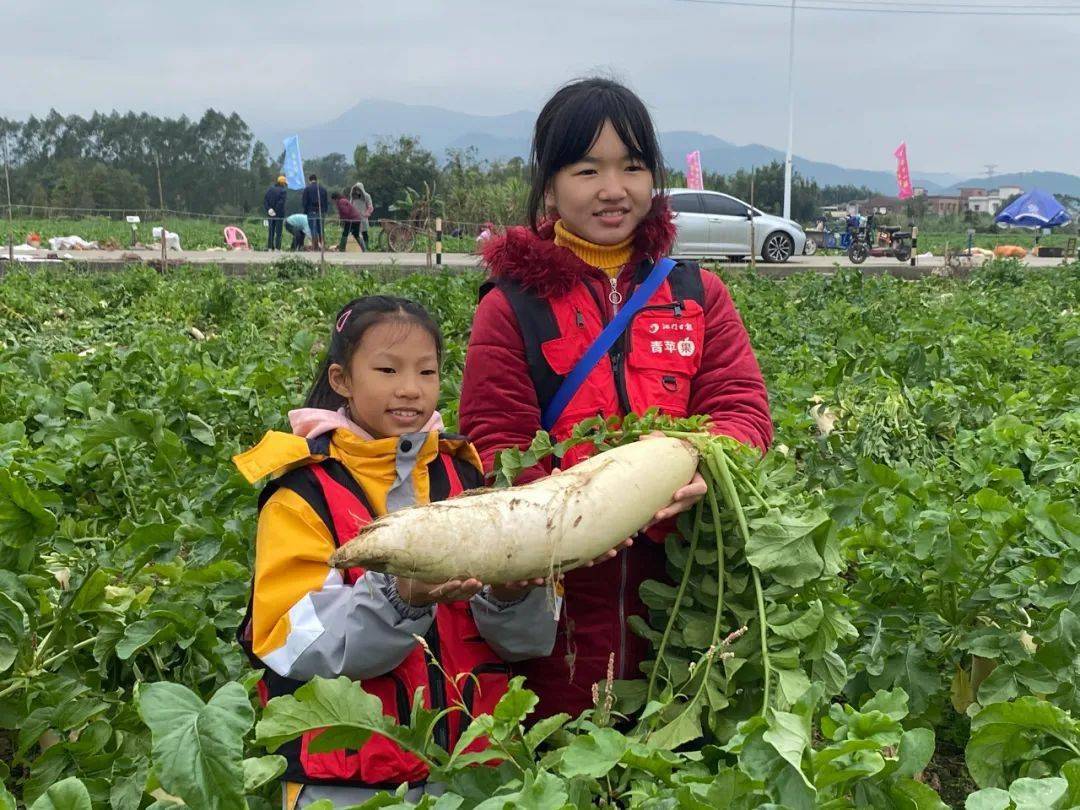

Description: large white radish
[329,437,699,583]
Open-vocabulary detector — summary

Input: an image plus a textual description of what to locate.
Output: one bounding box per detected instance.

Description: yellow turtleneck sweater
[554,220,633,278]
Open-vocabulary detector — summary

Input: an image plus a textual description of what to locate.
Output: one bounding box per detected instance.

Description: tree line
[1,108,875,226]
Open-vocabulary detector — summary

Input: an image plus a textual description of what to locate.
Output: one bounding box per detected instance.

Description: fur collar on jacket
[480,195,677,298]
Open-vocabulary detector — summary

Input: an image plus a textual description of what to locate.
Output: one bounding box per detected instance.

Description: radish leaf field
[0,260,1077,807]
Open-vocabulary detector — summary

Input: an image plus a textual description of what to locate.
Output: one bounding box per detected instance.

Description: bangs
[539,89,654,171]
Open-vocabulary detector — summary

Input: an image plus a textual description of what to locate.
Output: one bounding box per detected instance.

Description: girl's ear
[327,363,351,399]
[544,184,557,217]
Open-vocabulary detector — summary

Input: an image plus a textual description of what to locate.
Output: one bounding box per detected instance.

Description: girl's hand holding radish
[648,472,707,524]
[640,431,707,526]
[546,433,705,546]
[395,576,485,606]
[488,576,551,602]
[397,575,552,605]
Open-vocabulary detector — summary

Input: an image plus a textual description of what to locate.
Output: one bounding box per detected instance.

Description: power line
[674,0,1080,15]
[798,0,1080,7]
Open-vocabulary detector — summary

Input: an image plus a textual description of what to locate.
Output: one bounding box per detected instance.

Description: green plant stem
[711,446,772,716]
[643,461,729,749]
[645,501,703,704]
[677,465,728,707]
[731,464,768,510]
[0,679,26,700]
[956,527,1017,629]
[703,471,727,652]
[40,637,96,669]
[32,562,100,669]
[114,440,138,515]
[750,569,770,717]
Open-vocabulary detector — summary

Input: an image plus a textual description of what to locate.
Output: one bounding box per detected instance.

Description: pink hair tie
[336,309,353,332]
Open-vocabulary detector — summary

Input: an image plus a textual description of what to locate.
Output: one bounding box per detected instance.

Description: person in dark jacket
[263,176,288,251]
[301,174,330,251]
[332,192,365,252]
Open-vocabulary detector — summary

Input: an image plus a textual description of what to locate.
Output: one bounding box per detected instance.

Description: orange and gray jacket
[233,427,557,787]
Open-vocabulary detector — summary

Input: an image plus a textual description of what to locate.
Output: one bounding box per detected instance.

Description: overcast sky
[5,0,1078,176]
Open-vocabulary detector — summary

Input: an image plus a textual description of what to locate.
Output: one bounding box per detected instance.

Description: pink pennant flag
[686,150,704,191]
[894,142,913,200]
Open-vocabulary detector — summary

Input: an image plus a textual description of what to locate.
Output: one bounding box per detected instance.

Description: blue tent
[994,188,1072,229]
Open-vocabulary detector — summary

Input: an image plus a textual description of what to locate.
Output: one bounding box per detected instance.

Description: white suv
[668,188,806,263]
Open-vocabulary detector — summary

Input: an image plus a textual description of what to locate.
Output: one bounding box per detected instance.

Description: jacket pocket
[540,334,585,375]
[624,300,704,416]
[540,333,617,426]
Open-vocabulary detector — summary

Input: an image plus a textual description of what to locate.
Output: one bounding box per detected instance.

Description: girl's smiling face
[328,319,440,438]
[544,120,654,246]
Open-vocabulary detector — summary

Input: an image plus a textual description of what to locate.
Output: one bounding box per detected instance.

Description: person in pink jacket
[332,192,365,252]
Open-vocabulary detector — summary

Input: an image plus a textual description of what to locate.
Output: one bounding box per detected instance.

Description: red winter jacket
[458,196,772,718]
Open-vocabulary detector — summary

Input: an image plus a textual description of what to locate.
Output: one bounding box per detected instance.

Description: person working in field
[458,77,773,720]
[283,213,311,251]
[331,191,365,252]
[233,296,557,808]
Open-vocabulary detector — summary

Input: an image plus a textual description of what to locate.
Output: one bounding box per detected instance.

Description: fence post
[316,183,325,273]
[155,154,167,272]
[3,134,13,264]
[910,221,917,267]
[435,217,442,267]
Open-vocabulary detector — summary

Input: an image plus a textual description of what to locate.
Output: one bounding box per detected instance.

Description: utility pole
[155,153,167,272]
[782,0,797,221]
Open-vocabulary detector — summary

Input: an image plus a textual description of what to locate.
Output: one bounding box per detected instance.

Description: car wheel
[762,232,794,263]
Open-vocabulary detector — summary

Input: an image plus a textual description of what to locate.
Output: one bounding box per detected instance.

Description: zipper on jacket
[584,276,633,414]
[607,277,623,316]
[423,625,450,752]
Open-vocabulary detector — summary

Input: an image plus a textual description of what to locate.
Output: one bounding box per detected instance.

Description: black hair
[308,173,317,182]
[331,191,342,200]
[304,296,444,410]
[526,77,666,231]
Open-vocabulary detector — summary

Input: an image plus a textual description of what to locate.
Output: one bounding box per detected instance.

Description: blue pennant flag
[282,135,305,191]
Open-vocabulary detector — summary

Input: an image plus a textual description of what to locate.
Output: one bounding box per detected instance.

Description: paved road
[2,247,1069,274]
[5,247,483,268]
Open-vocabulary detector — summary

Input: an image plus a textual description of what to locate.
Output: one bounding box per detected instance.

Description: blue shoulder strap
[541,258,677,431]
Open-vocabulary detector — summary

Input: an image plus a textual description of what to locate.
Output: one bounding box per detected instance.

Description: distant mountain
[261,100,1076,196]
[263,99,535,161]
[444,132,531,159]
[945,171,1080,197]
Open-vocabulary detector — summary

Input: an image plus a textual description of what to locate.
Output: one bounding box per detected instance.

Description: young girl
[459,78,773,719]
[234,296,556,808]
